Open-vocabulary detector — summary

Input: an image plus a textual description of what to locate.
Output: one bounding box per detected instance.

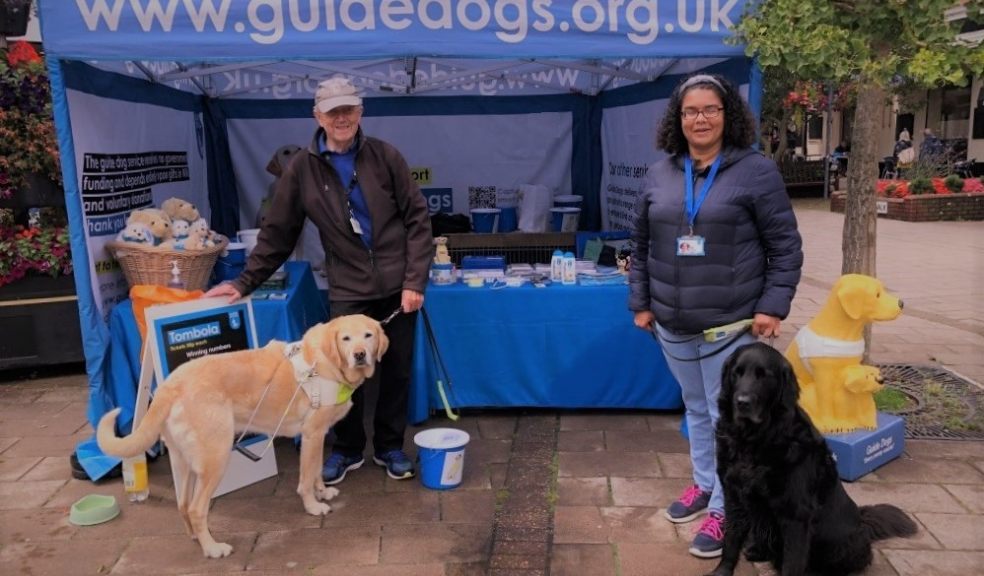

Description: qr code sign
[468,186,496,210]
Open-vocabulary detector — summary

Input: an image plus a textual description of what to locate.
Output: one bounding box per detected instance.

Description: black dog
[706,343,916,576]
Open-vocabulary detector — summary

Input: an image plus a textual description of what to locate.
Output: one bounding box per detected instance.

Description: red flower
[963,178,984,194]
[6,41,41,68]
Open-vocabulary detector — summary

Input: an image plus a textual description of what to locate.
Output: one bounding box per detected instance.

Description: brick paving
[1,200,982,575]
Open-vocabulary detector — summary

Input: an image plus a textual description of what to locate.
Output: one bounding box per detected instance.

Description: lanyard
[684,155,722,233]
[344,170,358,215]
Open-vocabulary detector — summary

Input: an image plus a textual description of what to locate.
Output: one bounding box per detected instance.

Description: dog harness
[794,325,865,376]
[284,342,354,408]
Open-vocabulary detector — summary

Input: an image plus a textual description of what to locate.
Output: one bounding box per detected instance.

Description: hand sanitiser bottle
[122,454,149,502]
[550,250,564,282]
[167,260,184,290]
[562,251,577,285]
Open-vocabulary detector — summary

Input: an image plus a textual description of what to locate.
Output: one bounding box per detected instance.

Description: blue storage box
[824,412,905,481]
[461,255,505,270]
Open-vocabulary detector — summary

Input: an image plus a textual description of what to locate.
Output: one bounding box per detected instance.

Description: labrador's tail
[96,387,176,458]
[860,504,918,541]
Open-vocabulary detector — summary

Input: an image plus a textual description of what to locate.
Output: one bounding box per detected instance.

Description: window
[939,84,971,139]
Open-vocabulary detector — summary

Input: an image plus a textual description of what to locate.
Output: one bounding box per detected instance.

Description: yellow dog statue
[784,274,903,434]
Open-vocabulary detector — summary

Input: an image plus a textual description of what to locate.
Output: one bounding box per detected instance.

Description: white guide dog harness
[232,340,353,461]
[794,325,865,376]
[284,341,354,408]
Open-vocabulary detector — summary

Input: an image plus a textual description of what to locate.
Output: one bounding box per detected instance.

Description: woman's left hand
[402,289,424,313]
[752,313,781,338]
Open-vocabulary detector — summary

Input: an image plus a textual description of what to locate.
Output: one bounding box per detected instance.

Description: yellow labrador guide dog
[97,314,388,558]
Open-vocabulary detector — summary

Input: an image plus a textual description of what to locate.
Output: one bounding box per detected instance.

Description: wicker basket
[107,236,229,291]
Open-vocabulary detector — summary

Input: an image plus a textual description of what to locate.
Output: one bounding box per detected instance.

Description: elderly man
[919,128,945,163]
[206,77,433,484]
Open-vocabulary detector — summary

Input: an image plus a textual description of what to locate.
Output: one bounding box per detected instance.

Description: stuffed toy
[171,219,190,240]
[257,144,302,227]
[126,209,172,242]
[189,218,219,245]
[161,197,201,223]
[115,222,155,245]
[784,274,903,434]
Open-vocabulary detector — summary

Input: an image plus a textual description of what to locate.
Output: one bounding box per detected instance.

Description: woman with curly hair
[628,74,803,559]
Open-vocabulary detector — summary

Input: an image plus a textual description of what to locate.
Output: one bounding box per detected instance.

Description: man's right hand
[633,311,655,331]
[203,282,242,303]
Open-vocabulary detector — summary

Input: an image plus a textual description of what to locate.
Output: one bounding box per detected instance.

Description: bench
[780,159,838,194]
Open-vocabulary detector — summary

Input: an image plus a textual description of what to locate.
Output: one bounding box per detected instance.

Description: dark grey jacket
[628,147,802,334]
[233,127,433,301]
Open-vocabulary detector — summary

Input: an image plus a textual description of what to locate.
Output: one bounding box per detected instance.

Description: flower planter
[1,174,64,210]
[0,1,31,38]
[0,274,85,370]
[830,191,984,222]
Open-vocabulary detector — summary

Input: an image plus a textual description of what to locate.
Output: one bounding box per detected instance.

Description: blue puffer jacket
[628,147,803,334]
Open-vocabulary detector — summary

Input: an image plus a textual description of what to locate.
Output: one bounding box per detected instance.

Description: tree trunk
[841,82,883,276]
[773,107,792,161]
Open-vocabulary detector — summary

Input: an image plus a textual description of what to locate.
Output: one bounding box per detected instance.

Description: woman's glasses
[681,106,724,120]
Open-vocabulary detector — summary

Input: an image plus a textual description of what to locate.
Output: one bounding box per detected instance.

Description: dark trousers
[328,293,416,456]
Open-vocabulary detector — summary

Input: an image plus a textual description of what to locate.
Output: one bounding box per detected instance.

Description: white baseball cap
[314,77,362,113]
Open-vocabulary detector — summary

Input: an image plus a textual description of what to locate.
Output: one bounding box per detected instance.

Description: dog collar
[284,342,353,408]
[795,326,865,375]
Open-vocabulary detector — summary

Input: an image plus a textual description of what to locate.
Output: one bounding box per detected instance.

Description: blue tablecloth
[77,261,327,479]
[409,282,682,423]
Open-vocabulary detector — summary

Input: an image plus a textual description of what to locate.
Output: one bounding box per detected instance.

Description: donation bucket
[553,194,583,209]
[237,228,260,255]
[470,208,501,233]
[214,242,247,282]
[414,428,470,490]
[550,207,581,232]
[498,206,518,232]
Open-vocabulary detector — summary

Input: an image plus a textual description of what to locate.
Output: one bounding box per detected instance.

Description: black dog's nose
[735,394,752,410]
[354,350,366,362]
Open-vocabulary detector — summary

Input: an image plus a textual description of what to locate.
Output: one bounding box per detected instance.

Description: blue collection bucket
[550,207,580,232]
[414,428,470,490]
[470,208,500,233]
[223,242,247,265]
[498,206,518,232]
[553,195,583,209]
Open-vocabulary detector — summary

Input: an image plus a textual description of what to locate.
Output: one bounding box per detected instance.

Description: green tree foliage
[734,0,984,275]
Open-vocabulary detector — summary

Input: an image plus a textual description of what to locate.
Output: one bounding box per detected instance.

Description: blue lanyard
[684,155,722,232]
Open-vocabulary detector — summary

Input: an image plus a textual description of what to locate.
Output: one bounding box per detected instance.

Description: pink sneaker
[663,484,711,523]
[689,510,725,558]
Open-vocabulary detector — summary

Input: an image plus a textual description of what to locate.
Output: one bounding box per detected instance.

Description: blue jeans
[656,324,757,514]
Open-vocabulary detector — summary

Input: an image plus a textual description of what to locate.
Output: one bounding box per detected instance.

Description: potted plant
[0,0,32,39]
[1,40,62,204]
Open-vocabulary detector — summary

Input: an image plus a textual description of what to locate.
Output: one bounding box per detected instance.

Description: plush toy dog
[161,197,201,223]
[171,219,190,240]
[126,209,172,243]
[784,274,903,434]
[115,222,155,245]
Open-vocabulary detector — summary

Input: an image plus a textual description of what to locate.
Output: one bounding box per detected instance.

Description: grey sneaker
[664,484,711,523]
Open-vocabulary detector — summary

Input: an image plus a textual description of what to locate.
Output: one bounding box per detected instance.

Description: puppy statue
[784,274,903,434]
[433,236,451,264]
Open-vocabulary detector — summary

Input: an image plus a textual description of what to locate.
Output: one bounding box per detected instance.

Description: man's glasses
[681,106,724,120]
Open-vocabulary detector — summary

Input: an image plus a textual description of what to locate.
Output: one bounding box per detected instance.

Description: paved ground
[1,199,982,575]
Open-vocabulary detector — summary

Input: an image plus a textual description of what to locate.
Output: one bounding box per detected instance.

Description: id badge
[676,235,706,257]
[349,214,363,235]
